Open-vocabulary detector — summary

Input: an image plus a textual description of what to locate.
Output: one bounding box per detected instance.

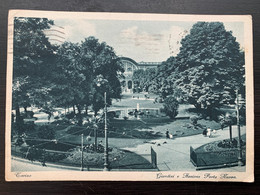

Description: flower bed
[12,144,154,170]
[190,135,246,169]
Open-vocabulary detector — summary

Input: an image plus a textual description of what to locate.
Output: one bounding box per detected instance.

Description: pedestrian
[202,129,207,136]
[166,130,170,139]
[207,128,211,138]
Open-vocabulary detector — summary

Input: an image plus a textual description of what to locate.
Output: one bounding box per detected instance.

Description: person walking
[207,128,212,138]
[166,130,170,139]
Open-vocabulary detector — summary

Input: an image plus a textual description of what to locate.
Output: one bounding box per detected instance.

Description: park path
[123,125,246,172]
[11,157,66,172]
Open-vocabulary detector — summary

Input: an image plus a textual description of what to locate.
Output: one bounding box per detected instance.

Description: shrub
[65,112,75,119]
[12,122,35,135]
[217,138,246,148]
[22,111,34,119]
[190,115,199,125]
[161,96,179,119]
[37,125,55,140]
[54,116,59,120]
[239,105,246,125]
[45,152,68,162]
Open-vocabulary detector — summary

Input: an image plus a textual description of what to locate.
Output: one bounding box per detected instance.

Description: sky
[48,18,244,62]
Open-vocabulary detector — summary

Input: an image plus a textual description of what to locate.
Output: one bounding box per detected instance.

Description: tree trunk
[229,125,232,142]
[194,103,201,110]
[94,128,97,152]
[208,107,213,120]
[73,105,76,115]
[85,106,88,115]
[15,104,21,123]
[23,106,27,113]
[77,105,81,114]
[76,105,83,126]
[15,104,23,135]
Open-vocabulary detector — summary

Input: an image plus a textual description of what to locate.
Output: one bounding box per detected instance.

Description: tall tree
[50,37,123,124]
[154,57,178,98]
[80,37,123,116]
[12,17,56,132]
[132,67,157,93]
[174,22,244,114]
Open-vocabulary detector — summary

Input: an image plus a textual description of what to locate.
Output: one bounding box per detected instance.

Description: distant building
[119,57,161,93]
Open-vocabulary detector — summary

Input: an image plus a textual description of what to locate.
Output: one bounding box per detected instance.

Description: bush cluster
[161,96,179,119]
[190,115,199,125]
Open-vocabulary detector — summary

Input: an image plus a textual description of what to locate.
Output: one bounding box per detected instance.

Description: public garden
[11,18,246,171]
[11,92,246,171]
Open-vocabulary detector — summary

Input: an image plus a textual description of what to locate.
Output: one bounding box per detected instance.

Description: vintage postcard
[5,10,254,182]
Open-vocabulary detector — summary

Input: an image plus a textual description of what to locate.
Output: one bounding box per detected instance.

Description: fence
[190,146,246,170]
[12,144,158,171]
[151,147,157,169]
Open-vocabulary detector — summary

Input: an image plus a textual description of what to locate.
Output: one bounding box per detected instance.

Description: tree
[153,57,178,98]
[12,17,56,133]
[80,37,123,111]
[132,68,157,93]
[50,41,85,116]
[173,22,244,116]
[50,37,123,124]
[132,69,145,92]
[161,96,179,119]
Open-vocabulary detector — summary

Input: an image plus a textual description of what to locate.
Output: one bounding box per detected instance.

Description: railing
[190,146,246,169]
[12,144,158,171]
[139,62,161,65]
[151,147,157,169]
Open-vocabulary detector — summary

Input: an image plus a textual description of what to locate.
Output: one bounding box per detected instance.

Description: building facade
[119,57,161,93]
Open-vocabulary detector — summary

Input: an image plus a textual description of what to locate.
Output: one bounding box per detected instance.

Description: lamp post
[236,89,243,166]
[103,92,109,171]
[81,133,84,171]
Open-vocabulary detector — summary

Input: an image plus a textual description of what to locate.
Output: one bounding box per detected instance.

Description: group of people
[165,128,216,139]
[202,128,216,138]
[165,130,173,139]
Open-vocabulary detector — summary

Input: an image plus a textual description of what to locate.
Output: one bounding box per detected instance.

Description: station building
[119,57,161,93]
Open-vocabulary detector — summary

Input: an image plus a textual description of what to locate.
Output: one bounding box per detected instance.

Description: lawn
[52,117,221,143]
[17,93,223,151]
[110,93,162,110]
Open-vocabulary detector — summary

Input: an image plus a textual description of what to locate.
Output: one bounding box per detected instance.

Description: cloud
[120,26,163,48]
[118,25,188,61]
[163,26,189,56]
[51,19,96,43]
